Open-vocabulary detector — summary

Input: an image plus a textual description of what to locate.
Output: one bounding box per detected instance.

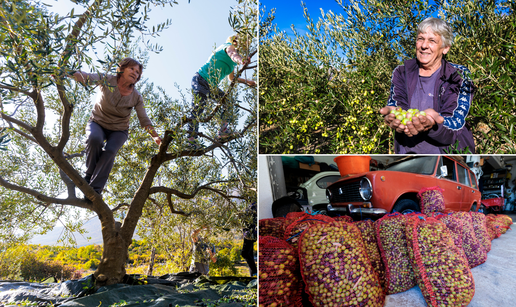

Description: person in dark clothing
[380,17,475,154]
[241,202,257,277]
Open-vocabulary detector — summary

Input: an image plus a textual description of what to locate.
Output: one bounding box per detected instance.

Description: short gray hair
[417,17,454,47]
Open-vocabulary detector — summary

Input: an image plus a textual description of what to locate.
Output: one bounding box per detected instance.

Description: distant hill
[30,218,103,247]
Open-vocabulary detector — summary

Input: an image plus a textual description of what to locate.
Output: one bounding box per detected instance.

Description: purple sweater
[386,58,476,154]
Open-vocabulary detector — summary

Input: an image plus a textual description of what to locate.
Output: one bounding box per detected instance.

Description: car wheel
[470,203,478,212]
[392,199,420,214]
[477,204,488,215]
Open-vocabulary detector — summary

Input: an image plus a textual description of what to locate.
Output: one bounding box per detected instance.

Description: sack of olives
[486,214,511,235]
[334,215,353,223]
[354,219,386,289]
[496,214,513,231]
[450,211,487,268]
[284,214,333,250]
[405,215,475,307]
[417,186,445,215]
[485,215,502,240]
[470,212,491,253]
[375,212,417,294]
[427,212,465,253]
[298,221,384,307]
[259,217,286,239]
[259,236,303,307]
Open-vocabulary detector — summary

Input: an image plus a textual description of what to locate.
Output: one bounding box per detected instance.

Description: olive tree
[0,0,257,286]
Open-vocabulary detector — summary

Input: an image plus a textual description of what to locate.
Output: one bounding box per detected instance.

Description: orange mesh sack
[470,212,491,253]
[486,214,511,235]
[284,214,333,250]
[333,215,354,223]
[450,211,487,268]
[497,214,513,231]
[375,212,416,294]
[354,219,386,289]
[259,218,286,239]
[485,215,502,240]
[427,212,465,253]
[258,236,303,306]
[298,221,384,307]
[417,186,445,215]
[405,215,474,307]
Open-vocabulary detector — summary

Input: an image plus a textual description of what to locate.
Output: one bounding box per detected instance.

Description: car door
[436,156,463,211]
[456,163,478,211]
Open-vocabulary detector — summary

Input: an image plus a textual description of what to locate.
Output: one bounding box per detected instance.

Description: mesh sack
[450,211,487,268]
[486,214,511,234]
[258,236,303,306]
[333,215,354,223]
[259,218,286,239]
[427,212,465,253]
[485,215,502,240]
[470,212,491,253]
[354,220,386,290]
[417,186,445,215]
[497,214,513,230]
[298,221,384,307]
[375,212,416,295]
[284,214,333,250]
[405,215,474,307]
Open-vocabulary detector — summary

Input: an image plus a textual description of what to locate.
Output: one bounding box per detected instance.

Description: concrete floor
[385,214,515,307]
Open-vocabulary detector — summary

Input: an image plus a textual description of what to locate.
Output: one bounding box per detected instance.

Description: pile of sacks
[258,187,513,307]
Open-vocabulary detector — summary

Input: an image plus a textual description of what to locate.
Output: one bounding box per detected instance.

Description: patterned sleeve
[386,64,409,110]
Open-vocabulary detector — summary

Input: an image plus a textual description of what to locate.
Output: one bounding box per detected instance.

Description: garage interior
[258,155,516,306]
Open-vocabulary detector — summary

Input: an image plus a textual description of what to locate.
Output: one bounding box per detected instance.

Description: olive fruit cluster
[354,220,386,289]
[427,213,467,260]
[259,218,286,239]
[405,216,475,307]
[259,236,303,307]
[418,187,445,215]
[450,212,487,268]
[284,215,333,250]
[299,221,384,307]
[496,214,513,230]
[390,107,427,125]
[485,215,503,239]
[376,214,416,294]
[470,212,492,253]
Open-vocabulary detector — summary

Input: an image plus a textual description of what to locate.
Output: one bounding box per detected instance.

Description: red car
[326,156,481,218]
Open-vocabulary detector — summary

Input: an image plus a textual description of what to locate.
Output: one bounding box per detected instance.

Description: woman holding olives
[380,17,476,154]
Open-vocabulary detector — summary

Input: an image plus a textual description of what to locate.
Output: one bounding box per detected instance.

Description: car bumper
[327,203,388,220]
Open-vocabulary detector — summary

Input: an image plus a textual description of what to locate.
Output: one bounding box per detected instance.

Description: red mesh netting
[354,220,386,290]
[375,212,416,295]
[405,215,475,307]
[298,221,384,307]
[496,214,513,231]
[259,218,286,239]
[333,215,354,223]
[486,214,511,235]
[284,214,333,250]
[485,215,503,239]
[417,186,445,215]
[470,212,491,253]
[450,211,487,268]
[427,212,465,255]
[258,236,303,307]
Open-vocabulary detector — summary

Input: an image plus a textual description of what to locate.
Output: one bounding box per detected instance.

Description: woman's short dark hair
[116,57,143,83]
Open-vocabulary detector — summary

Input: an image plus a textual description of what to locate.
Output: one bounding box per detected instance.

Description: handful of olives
[390,107,427,125]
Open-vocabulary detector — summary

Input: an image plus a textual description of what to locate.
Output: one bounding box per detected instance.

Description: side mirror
[440,165,448,178]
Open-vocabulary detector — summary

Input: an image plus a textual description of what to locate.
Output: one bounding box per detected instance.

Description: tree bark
[146,247,156,277]
[94,220,130,287]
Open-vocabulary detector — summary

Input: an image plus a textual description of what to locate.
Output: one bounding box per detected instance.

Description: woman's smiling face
[416,30,450,69]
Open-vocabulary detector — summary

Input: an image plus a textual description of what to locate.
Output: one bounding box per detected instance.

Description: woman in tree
[70,58,162,199]
[380,17,475,154]
[186,34,256,150]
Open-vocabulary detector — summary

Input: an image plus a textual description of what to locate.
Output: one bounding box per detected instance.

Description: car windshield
[386,156,438,175]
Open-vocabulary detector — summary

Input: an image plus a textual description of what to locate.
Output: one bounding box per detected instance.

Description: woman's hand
[380,106,404,133]
[380,107,444,137]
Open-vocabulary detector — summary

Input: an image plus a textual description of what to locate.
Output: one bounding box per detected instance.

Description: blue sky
[260,0,349,36]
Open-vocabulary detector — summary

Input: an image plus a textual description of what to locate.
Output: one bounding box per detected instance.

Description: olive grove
[259,0,516,154]
[0,0,257,286]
